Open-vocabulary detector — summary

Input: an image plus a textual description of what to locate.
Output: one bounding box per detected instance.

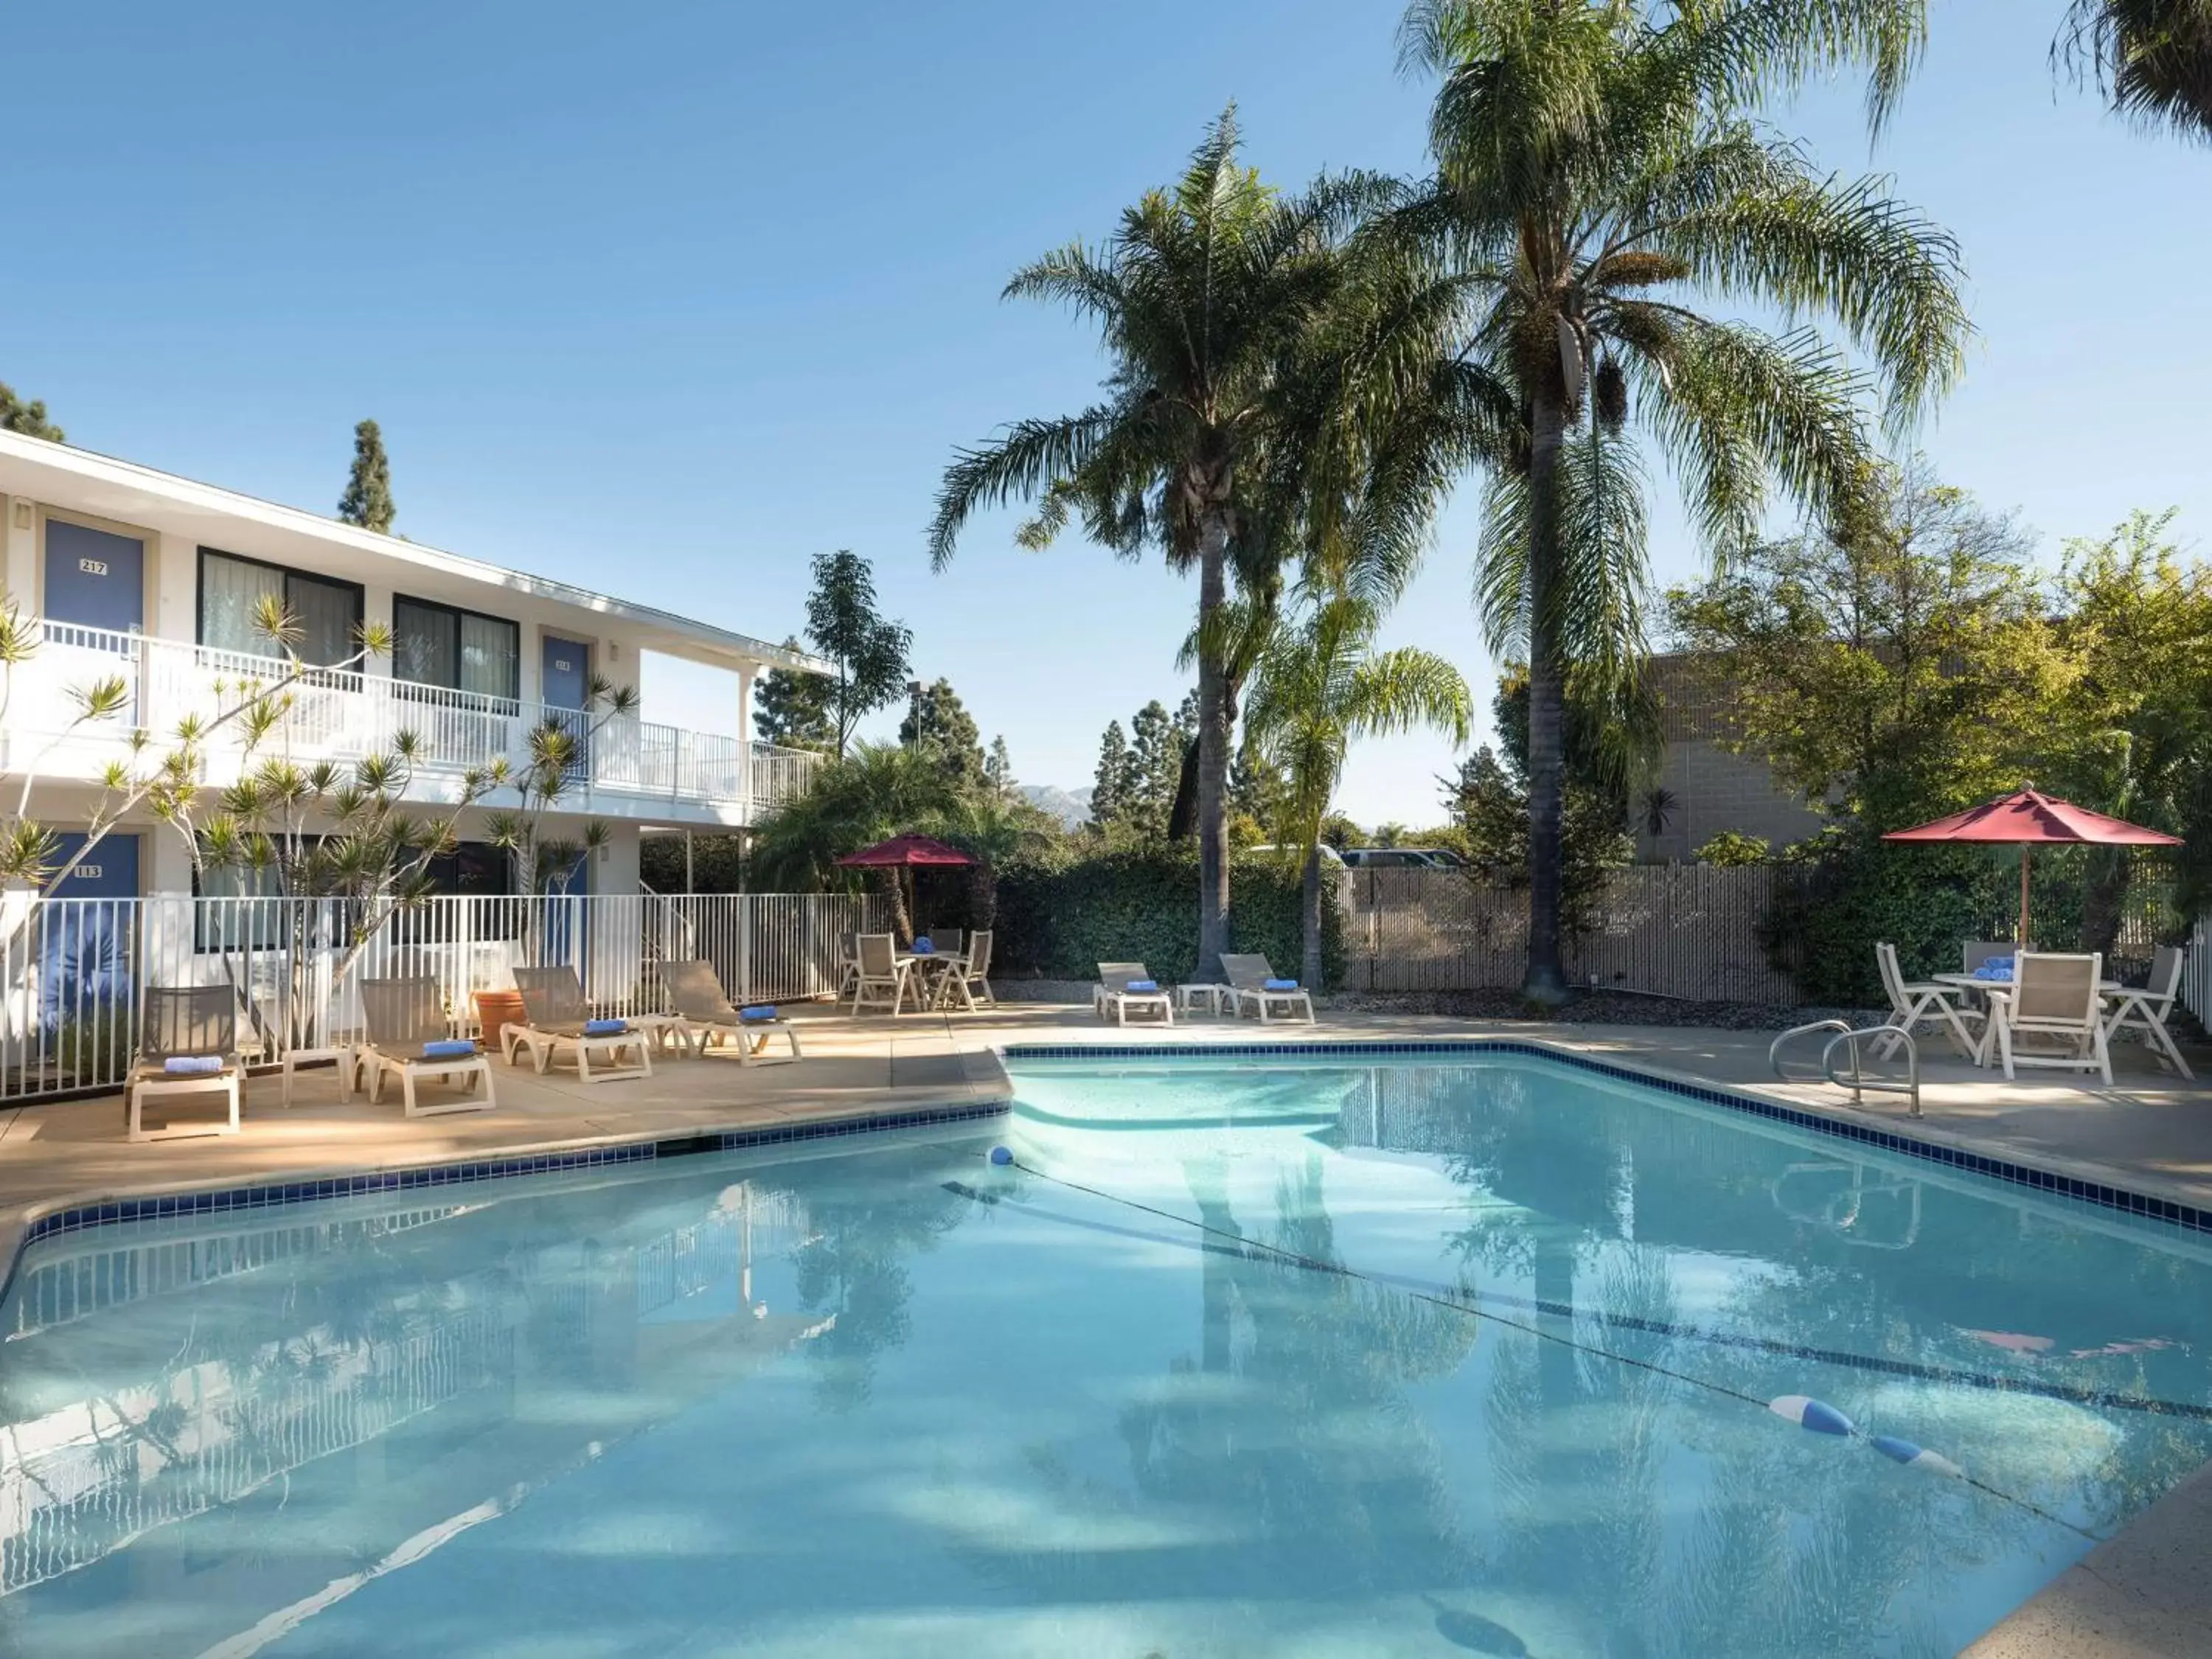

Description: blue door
[44,521,145,635]
[542,634,591,779]
[39,833,139,1033]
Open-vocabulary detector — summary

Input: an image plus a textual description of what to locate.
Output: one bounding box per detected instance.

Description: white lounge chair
[934,928,995,1012]
[1220,954,1315,1024]
[1874,942,1983,1060]
[663,959,801,1065]
[124,987,243,1142]
[358,977,496,1116]
[1095,963,1173,1026]
[506,966,654,1082]
[2104,945,2193,1079]
[849,933,914,1015]
[1986,951,2113,1085]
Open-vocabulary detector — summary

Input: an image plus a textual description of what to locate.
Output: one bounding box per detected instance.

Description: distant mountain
[1018,783,1091,830]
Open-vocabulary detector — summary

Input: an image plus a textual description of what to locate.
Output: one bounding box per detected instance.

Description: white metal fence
[0,890,890,1105]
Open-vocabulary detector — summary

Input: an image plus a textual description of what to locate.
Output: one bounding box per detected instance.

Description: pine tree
[1128,700,1181,832]
[755,638,837,751]
[0,382,63,442]
[1091,721,1134,830]
[898,677,986,787]
[338,419,396,532]
[985,736,1014,796]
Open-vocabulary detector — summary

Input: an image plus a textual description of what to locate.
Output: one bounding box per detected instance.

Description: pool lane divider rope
[954,1156,2162,1544]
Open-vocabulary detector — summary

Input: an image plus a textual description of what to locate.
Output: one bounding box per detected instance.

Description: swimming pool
[4,1050,2210,1657]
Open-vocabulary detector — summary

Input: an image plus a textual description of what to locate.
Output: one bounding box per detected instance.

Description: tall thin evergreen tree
[338,419,396,533]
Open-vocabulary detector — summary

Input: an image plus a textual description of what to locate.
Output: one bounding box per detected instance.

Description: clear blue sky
[3,1,2205,826]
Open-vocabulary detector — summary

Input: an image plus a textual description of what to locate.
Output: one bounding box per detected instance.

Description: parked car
[1340,846,1468,870]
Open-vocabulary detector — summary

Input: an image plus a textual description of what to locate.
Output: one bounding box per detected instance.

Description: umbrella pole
[2018,847,2031,946]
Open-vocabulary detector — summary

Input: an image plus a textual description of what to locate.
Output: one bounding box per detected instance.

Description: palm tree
[928,107,1366,980]
[1245,587,1471,990]
[2057,0,2212,139]
[748,740,1050,936]
[1397,0,1969,1001]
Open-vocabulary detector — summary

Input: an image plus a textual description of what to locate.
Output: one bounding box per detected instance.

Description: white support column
[2,495,35,605]
[736,664,757,826]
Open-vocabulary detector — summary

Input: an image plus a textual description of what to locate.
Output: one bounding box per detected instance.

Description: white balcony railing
[1,619,818,816]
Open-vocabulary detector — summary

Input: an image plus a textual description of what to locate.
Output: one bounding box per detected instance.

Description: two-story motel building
[0,428,824,907]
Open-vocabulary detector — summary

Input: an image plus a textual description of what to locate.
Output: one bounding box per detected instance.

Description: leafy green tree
[802,549,911,754]
[337,419,396,533]
[754,637,838,752]
[1245,588,1471,989]
[929,108,1368,979]
[897,676,986,787]
[0,382,63,441]
[1397,0,1967,1001]
[2047,508,2212,929]
[2056,0,2212,140]
[1090,720,1136,831]
[1666,461,2065,829]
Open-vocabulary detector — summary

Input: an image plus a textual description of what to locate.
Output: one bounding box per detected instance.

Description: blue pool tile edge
[1001,1039,2212,1237]
[0,1099,1011,1303]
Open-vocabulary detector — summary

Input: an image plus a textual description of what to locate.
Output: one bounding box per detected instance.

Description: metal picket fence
[0,889,889,1105]
[1342,864,1801,1003]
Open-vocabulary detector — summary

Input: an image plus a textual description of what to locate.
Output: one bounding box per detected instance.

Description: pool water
[4,1054,2211,1658]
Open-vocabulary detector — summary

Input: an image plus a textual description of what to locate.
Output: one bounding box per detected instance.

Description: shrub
[1693,830,1770,867]
[1761,827,2141,1004]
[993,846,1343,985]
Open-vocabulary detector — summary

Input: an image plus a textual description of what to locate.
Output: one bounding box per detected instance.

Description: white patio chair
[1095,962,1173,1026]
[849,933,913,1016]
[1220,953,1315,1024]
[663,959,801,1066]
[358,977,496,1116]
[124,987,243,1143]
[1874,942,1983,1061]
[506,966,654,1082]
[936,928,995,1012]
[2103,945,2193,1079]
[1986,951,2112,1085]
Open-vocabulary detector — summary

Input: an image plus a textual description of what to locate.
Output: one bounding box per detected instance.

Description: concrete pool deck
[2,1001,2209,1656]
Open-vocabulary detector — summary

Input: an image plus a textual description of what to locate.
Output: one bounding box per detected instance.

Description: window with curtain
[394,596,518,703]
[198,549,363,668]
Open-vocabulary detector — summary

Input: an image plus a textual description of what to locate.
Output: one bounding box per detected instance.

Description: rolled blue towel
[1124,978,1158,992]
[422,1039,478,1060]
[911,939,935,955]
[162,1055,224,1076]
[1972,960,2015,982]
[1265,978,1299,991]
[582,1018,628,1036]
[740,1006,779,1021]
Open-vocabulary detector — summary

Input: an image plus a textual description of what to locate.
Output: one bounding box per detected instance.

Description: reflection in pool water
[3,1055,2210,1657]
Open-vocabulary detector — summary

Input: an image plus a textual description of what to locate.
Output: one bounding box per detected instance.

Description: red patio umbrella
[1881,787,2181,945]
[833,835,976,937]
[832,833,976,870]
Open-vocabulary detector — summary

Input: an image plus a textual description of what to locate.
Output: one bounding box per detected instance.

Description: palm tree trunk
[1301,844,1324,992]
[1195,498,1234,982]
[1523,387,1571,1005]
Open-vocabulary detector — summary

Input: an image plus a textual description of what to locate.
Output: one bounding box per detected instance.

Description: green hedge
[1764,835,2166,1004]
[993,847,1344,986]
